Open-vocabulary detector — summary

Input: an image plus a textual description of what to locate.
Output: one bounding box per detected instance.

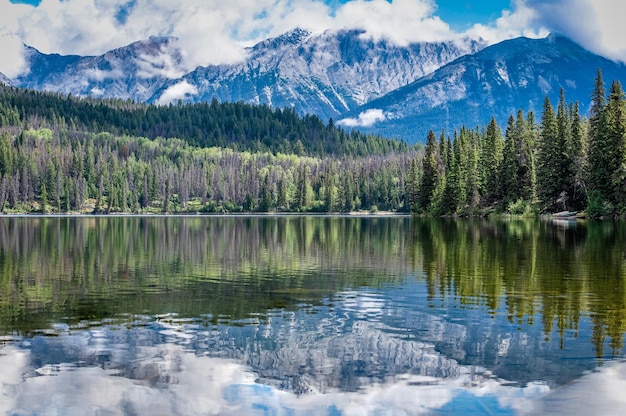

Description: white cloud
[156,80,198,105]
[90,87,105,96]
[466,0,548,45]
[0,0,461,78]
[84,67,124,82]
[523,0,626,63]
[135,49,187,80]
[0,1,32,78]
[466,0,626,64]
[339,109,387,127]
[1,0,625,80]
[0,341,550,415]
[329,0,454,45]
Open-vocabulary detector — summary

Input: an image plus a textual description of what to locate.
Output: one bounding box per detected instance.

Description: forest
[410,69,626,218]
[0,68,624,217]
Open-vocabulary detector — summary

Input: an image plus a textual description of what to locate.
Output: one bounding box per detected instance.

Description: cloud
[0,340,550,415]
[84,67,124,82]
[0,1,32,77]
[156,80,198,105]
[467,0,626,64]
[523,0,626,63]
[465,0,548,44]
[329,0,453,45]
[0,0,462,78]
[339,109,387,127]
[135,47,187,80]
[1,0,625,81]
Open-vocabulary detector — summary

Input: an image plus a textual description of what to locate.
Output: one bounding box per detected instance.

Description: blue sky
[0,0,623,78]
[9,0,512,30]
[435,0,511,29]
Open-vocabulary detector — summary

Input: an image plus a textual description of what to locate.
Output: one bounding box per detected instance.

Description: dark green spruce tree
[480,117,503,206]
[419,130,441,212]
[537,96,568,210]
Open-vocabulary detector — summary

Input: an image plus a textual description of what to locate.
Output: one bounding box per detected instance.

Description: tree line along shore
[0,69,624,218]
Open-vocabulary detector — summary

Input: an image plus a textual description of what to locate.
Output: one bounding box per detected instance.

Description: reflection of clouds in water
[0,342,549,415]
[338,291,386,320]
[0,289,570,415]
[526,360,626,416]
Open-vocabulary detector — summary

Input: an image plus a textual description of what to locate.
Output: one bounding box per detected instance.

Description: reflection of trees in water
[410,218,626,360]
[1,216,626,360]
[0,216,414,332]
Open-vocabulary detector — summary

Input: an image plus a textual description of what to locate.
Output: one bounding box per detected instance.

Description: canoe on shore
[551,211,586,220]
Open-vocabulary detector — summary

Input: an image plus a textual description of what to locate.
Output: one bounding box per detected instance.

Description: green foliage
[587,78,626,217]
[0,85,409,158]
[506,199,534,216]
[586,189,610,218]
[2,72,626,219]
[0,126,418,214]
[418,131,441,212]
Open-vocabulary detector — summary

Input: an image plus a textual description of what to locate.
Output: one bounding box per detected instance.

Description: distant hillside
[0,84,408,157]
[0,73,12,86]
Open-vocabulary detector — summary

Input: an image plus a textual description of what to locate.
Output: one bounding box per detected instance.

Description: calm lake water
[1,216,626,415]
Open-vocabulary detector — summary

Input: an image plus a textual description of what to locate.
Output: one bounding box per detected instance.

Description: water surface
[1,216,625,415]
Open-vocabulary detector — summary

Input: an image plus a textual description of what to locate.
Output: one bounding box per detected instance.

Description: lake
[1,216,625,415]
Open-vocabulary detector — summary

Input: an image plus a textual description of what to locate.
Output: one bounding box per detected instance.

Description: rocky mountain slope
[0,72,13,86]
[6,30,626,143]
[14,36,185,102]
[156,28,484,119]
[340,33,626,141]
[10,29,484,122]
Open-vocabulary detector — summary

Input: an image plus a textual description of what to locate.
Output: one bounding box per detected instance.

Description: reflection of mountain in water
[1,304,551,415]
[4,287,605,397]
[1,216,626,410]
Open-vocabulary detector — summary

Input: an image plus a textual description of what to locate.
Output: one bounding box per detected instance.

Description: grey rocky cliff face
[157,29,485,119]
[15,36,185,102]
[340,34,626,141]
[12,29,484,123]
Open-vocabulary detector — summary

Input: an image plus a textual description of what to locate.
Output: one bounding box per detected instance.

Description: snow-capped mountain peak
[15,35,185,101]
[151,28,486,116]
[12,31,623,144]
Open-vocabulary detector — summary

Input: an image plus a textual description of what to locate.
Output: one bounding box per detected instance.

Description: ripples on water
[0,216,625,415]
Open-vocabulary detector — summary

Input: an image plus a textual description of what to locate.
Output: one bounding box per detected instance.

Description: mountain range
[343,33,626,141]
[3,29,626,143]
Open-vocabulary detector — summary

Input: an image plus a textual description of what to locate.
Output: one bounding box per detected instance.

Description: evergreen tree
[515,109,535,202]
[419,130,441,212]
[406,158,420,214]
[440,135,458,214]
[480,117,503,205]
[500,115,519,206]
[465,130,481,211]
[588,68,607,147]
[295,164,312,211]
[569,101,586,208]
[598,81,626,213]
[537,97,568,209]
[454,128,469,210]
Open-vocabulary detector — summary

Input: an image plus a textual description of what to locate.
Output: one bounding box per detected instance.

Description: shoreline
[0,211,412,218]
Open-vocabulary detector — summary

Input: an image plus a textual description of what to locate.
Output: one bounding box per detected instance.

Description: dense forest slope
[0,85,406,157]
[0,84,416,214]
[1,69,625,219]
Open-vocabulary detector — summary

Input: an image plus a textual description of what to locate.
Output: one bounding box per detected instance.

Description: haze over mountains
[3,29,626,142]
